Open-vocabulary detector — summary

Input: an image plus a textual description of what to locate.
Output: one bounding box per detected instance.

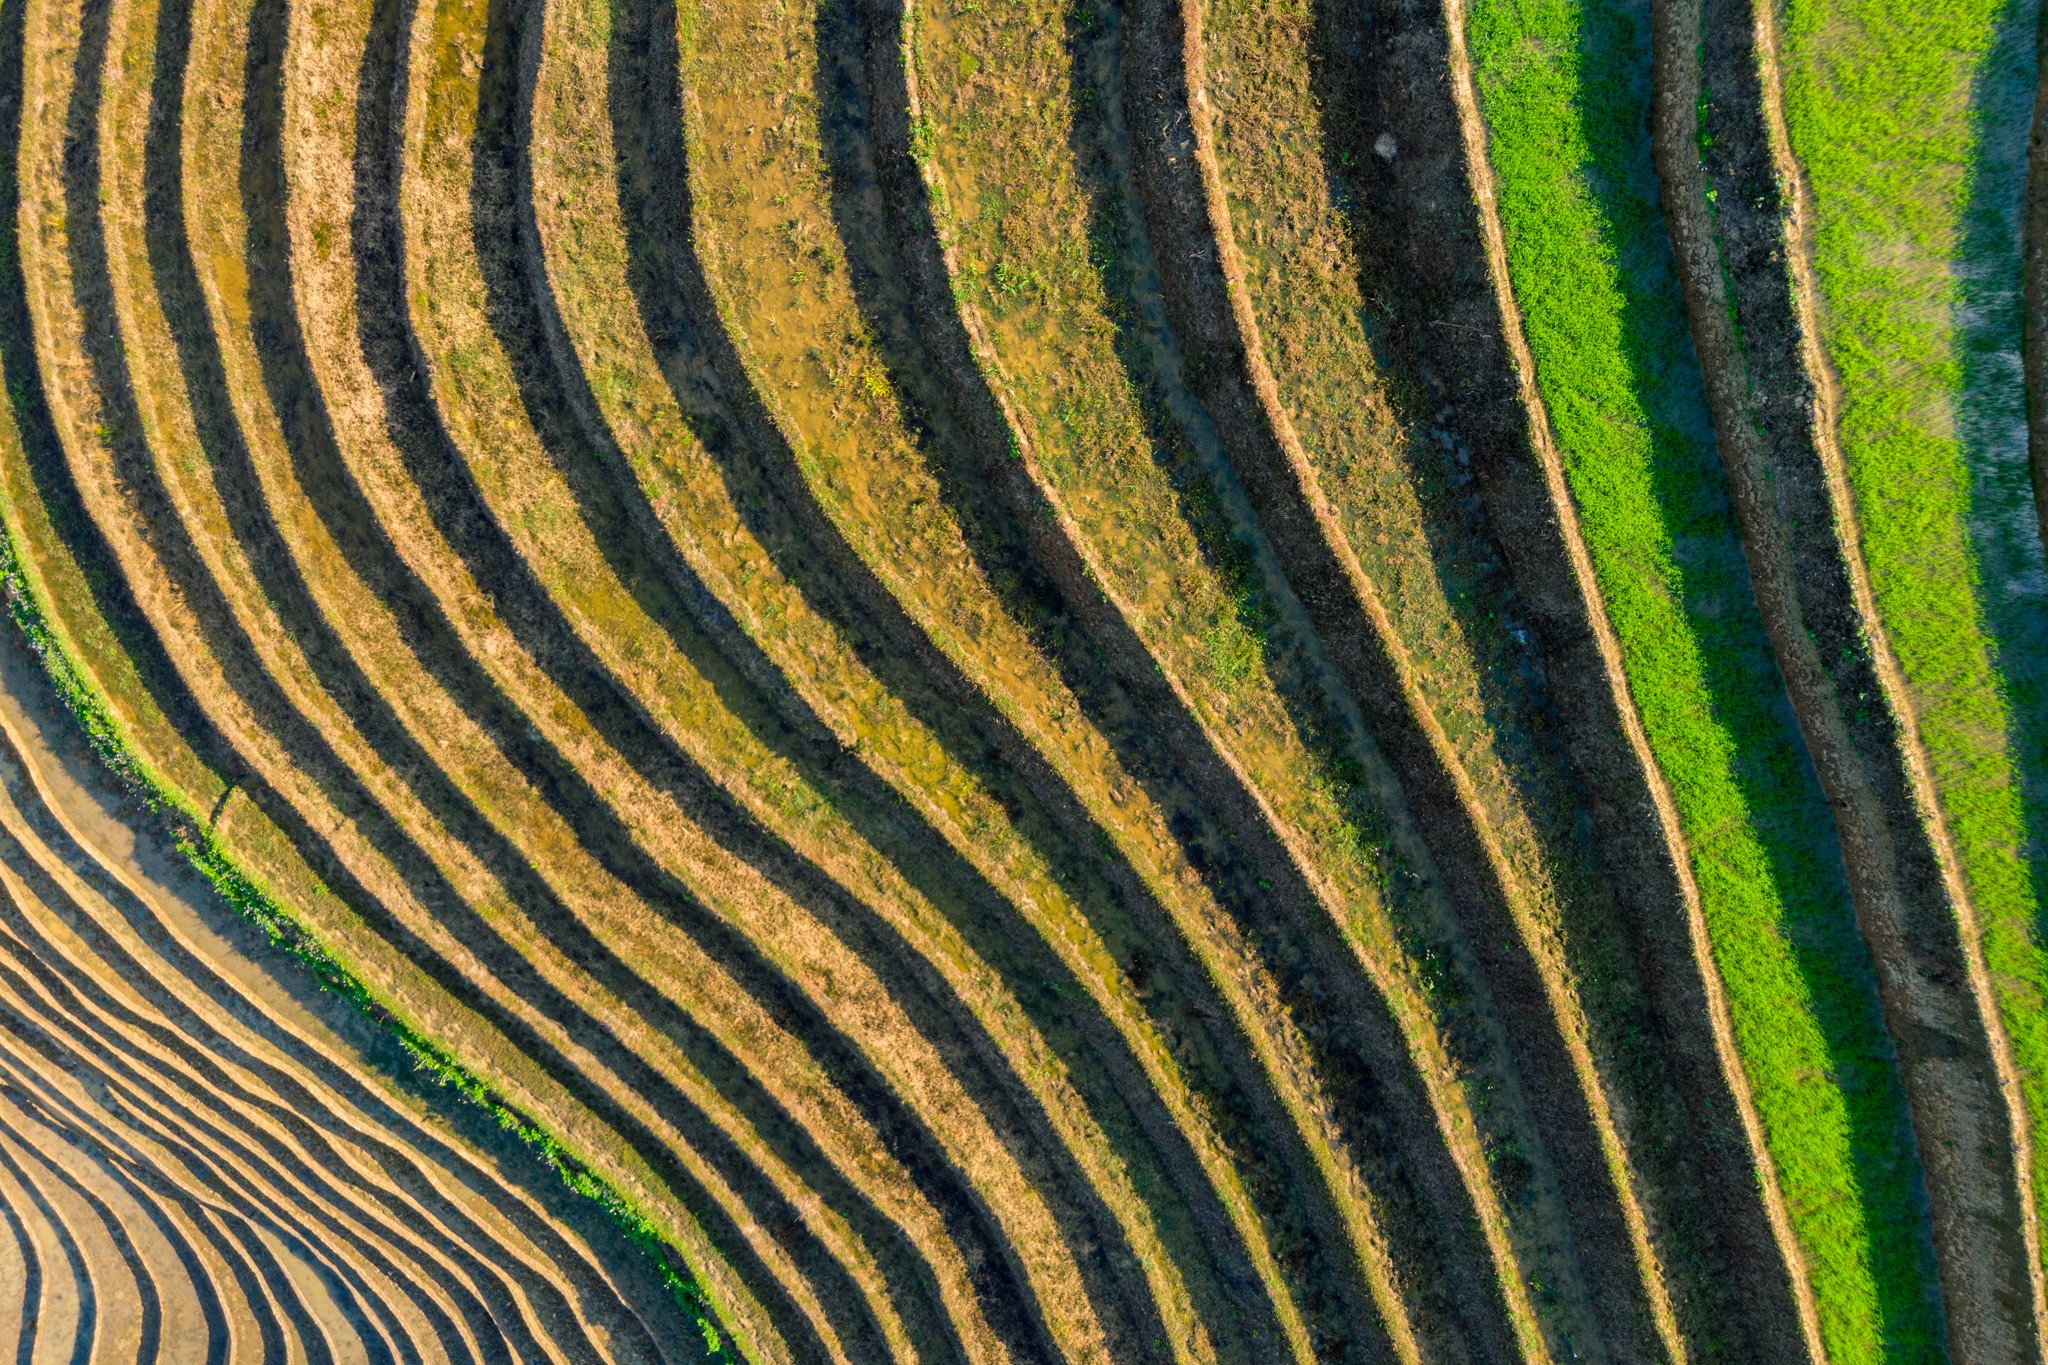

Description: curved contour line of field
[1648,0,2044,1352]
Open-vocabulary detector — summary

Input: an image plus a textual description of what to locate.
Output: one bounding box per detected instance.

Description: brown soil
[1654,0,2044,1353]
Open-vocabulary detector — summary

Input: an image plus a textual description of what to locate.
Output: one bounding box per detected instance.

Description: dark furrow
[1649,0,2039,1353]
[2032,0,2048,558]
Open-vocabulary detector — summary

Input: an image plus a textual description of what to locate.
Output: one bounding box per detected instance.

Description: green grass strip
[0,515,731,1364]
[1462,0,1941,1350]
[1778,0,2048,1275]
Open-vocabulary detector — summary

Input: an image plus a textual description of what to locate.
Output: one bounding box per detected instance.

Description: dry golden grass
[0,0,2033,1349]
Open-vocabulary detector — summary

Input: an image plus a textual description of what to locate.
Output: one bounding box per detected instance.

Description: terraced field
[0,0,2042,1351]
[0,597,695,1360]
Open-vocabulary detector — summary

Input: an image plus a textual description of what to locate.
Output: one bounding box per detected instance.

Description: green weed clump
[0,518,729,1362]
[1777,0,2048,1255]
[1461,0,1938,1349]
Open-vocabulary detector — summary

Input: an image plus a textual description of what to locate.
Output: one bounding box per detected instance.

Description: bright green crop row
[1777,0,2048,1268]
[1461,0,1940,1352]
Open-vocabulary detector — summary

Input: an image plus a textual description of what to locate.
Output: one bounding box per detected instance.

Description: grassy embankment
[1459,0,1941,1348]
[605,0,1502,1351]
[1776,0,2048,1289]
[1184,0,1852,1346]
[195,0,991,1358]
[1656,0,2041,1339]
[129,0,893,1349]
[894,0,1648,1354]
[404,0,1180,1358]
[0,0,724,1349]
[525,0,1345,1358]
[297,0,1176,1350]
